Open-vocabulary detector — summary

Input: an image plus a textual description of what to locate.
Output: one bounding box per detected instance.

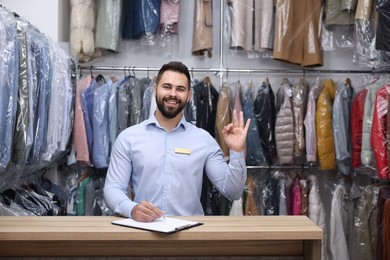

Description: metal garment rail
[78,65,390,76]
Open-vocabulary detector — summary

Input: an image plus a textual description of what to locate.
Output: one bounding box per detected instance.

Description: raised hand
[221,109,250,153]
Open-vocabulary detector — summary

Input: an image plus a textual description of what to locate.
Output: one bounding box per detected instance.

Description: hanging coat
[316,79,336,171]
[361,81,383,166]
[215,83,231,158]
[275,79,294,165]
[370,83,390,180]
[333,81,354,176]
[273,0,323,66]
[292,77,310,162]
[253,80,277,165]
[304,77,323,163]
[351,88,368,168]
[192,0,213,57]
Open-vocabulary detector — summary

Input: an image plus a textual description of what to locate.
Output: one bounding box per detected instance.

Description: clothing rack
[78,65,390,77]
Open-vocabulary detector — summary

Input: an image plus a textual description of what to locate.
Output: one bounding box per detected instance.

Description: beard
[156,96,187,119]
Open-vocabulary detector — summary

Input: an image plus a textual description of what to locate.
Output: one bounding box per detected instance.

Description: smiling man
[104,61,250,222]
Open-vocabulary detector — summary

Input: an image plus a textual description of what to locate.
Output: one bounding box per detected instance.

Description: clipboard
[112,217,203,234]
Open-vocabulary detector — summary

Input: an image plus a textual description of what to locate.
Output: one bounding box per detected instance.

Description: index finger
[145,201,164,217]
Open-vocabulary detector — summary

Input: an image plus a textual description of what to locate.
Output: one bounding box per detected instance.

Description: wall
[1,0,365,85]
[2,0,69,42]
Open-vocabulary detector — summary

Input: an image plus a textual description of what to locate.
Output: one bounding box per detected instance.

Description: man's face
[154,70,191,119]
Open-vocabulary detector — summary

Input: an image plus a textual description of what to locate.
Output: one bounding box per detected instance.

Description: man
[104,61,250,222]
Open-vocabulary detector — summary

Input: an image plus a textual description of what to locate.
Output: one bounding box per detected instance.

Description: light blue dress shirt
[104,114,247,217]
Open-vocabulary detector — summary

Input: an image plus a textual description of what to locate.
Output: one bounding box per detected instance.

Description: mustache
[163,96,180,102]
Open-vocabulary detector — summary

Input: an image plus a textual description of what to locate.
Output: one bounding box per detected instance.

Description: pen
[146,200,166,220]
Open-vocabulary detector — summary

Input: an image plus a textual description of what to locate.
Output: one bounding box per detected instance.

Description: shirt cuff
[116,199,137,218]
[229,150,246,169]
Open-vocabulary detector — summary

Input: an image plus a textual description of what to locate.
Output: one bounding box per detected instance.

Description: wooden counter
[0,215,322,259]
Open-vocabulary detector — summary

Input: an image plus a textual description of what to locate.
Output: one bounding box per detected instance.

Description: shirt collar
[146,113,189,131]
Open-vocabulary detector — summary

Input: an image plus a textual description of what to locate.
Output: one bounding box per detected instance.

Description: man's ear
[153,83,157,97]
[187,88,192,102]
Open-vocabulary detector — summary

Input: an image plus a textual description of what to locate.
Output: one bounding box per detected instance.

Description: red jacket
[371,84,390,179]
[351,88,368,168]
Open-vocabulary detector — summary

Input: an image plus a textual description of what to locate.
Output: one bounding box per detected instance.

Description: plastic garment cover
[307,175,327,260]
[92,80,113,169]
[361,81,383,167]
[229,195,243,215]
[225,0,274,57]
[244,175,260,215]
[351,88,368,169]
[215,83,231,158]
[193,78,218,137]
[329,179,362,260]
[24,28,52,165]
[70,0,100,63]
[332,80,354,176]
[292,177,301,215]
[370,84,390,179]
[316,79,336,171]
[353,15,378,67]
[304,77,323,163]
[375,187,390,260]
[43,41,74,162]
[159,0,180,57]
[355,183,387,260]
[324,0,356,26]
[0,8,19,172]
[376,0,390,52]
[263,171,280,215]
[0,199,35,216]
[242,84,267,166]
[141,79,154,122]
[74,75,93,164]
[273,0,323,66]
[13,19,29,166]
[184,79,199,125]
[274,79,294,165]
[253,79,277,165]
[95,0,122,52]
[292,77,310,163]
[121,0,162,44]
[192,0,213,57]
[130,78,152,126]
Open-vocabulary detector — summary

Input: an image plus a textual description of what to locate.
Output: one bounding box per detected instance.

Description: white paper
[112,217,202,233]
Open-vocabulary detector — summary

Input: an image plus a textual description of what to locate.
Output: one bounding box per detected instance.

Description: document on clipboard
[112,217,203,234]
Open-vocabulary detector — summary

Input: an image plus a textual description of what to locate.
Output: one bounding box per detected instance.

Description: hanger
[344,77,352,88]
[203,76,211,86]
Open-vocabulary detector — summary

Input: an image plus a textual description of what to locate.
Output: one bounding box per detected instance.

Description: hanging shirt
[0,9,19,171]
[104,114,247,217]
[192,0,213,57]
[73,75,92,163]
[92,80,113,169]
[351,88,368,168]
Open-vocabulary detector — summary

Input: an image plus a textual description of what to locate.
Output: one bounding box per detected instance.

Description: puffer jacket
[361,81,383,166]
[292,77,310,163]
[304,77,323,163]
[316,79,336,170]
[275,79,295,164]
[371,83,390,180]
[351,88,368,168]
[254,80,277,165]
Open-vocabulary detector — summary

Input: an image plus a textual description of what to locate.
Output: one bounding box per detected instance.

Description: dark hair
[155,61,191,87]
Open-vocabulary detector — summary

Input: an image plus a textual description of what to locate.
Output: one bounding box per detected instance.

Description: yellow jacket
[316,79,336,170]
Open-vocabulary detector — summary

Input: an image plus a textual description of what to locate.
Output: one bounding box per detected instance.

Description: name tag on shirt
[175,148,191,155]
